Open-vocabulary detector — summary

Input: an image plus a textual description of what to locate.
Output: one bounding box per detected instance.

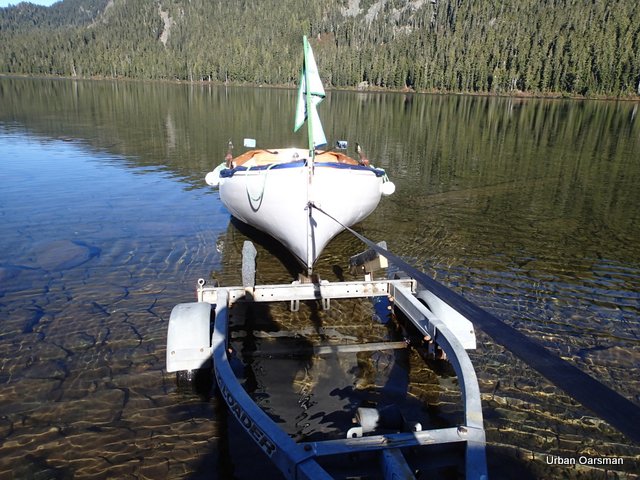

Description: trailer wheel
[176,370,196,389]
[175,364,213,397]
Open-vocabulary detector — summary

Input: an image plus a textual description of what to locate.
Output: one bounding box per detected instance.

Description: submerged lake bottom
[1,78,639,478]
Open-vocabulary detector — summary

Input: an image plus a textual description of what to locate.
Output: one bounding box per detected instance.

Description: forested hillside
[1,0,639,97]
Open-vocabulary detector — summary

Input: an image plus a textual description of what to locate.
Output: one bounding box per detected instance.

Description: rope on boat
[245,163,277,209]
[310,202,640,443]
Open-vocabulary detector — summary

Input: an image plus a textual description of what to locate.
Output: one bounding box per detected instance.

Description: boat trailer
[166,242,488,479]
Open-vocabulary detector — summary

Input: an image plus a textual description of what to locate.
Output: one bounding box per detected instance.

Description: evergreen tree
[1,0,638,97]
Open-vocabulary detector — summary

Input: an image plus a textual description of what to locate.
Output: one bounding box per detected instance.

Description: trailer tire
[176,369,196,389]
[175,364,214,397]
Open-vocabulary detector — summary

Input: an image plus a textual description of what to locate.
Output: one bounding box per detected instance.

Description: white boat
[206,37,395,273]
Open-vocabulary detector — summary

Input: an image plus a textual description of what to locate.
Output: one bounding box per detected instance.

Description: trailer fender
[166,302,213,373]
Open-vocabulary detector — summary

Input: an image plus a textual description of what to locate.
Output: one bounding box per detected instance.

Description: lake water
[1,77,639,478]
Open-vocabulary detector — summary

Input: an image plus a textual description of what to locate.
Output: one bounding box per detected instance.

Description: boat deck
[233,148,360,167]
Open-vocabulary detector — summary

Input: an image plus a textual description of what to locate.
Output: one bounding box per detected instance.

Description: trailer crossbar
[197,278,416,305]
[199,275,487,479]
[165,242,488,479]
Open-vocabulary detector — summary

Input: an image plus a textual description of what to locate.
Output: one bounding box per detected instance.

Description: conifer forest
[1,0,639,97]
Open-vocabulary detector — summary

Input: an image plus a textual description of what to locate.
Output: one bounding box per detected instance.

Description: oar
[311,203,640,443]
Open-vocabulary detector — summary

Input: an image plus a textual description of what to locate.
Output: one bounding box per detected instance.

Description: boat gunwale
[219,159,387,178]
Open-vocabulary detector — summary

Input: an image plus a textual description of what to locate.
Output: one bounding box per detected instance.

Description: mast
[304,35,315,275]
[304,36,316,170]
[294,35,326,276]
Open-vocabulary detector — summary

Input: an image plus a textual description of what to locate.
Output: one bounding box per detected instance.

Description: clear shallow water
[1,131,228,478]
[1,77,639,478]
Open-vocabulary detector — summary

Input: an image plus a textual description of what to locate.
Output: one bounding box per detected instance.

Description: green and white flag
[294,36,327,148]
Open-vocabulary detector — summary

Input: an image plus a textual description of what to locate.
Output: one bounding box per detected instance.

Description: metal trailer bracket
[166,242,488,478]
[193,278,487,478]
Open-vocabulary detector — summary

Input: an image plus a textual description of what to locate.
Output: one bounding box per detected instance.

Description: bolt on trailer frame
[166,242,488,479]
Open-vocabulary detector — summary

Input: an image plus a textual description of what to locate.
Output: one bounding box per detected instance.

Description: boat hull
[219,162,383,269]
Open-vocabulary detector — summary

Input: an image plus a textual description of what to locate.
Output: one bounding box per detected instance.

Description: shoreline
[2,73,639,102]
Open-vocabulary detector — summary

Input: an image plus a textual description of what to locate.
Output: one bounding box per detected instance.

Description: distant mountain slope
[0,0,109,30]
[1,0,638,97]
